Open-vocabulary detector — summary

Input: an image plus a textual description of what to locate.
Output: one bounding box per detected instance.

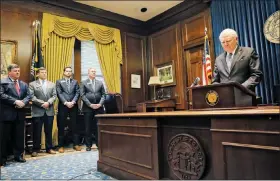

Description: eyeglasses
[221,38,234,44]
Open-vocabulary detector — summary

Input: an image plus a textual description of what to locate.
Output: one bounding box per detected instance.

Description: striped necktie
[226,53,233,71]
[14,80,20,95]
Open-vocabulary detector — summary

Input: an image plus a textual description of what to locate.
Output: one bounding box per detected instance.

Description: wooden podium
[190,82,257,109]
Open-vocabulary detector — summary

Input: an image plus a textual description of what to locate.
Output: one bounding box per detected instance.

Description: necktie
[14,80,20,95]
[226,53,233,71]
[67,79,71,92]
[42,80,47,95]
[92,79,95,92]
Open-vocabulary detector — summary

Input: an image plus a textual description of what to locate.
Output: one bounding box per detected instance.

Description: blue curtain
[211,0,280,104]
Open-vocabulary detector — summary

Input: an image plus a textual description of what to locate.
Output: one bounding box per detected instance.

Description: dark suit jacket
[80,78,105,112]
[56,78,80,105]
[0,77,30,121]
[212,46,263,90]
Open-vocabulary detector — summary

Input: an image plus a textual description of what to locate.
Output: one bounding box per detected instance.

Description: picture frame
[1,40,18,79]
[154,61,176,87]
[131,74,141,88]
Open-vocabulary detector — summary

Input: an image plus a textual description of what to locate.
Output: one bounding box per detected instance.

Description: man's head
[88,68,96,80]
[36,67,47,80]
[63,66,73,78]
[7,64,20,80]
[219,29,238,53]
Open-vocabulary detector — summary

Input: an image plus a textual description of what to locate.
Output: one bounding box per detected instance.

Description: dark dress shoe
[14,156,26,163]
[47,149,56,154]
[86,147,91,151]
[1,158,7,166]
[1,160,7,167]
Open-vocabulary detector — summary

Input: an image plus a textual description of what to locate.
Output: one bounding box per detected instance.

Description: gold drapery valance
[42,13,122,64]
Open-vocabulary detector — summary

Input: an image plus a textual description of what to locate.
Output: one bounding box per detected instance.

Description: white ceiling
[75,1,184,21]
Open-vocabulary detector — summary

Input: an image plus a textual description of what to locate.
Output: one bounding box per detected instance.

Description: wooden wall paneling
[122,33,147,112]
[181,9,210,48]
[149,24,185,110]
[185,46,204,108]
[146,0,210,35]
[1,5,40,83]
[181,8,215,109]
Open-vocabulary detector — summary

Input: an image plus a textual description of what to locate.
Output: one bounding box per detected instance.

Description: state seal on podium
[205,90,219,106]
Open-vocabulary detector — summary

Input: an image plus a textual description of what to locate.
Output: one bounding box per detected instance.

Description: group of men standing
[0,65,105,166]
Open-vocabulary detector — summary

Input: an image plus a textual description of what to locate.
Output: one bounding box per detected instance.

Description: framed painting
[154,61,176,87]
[131,74,141,88]
[1,40,18,79]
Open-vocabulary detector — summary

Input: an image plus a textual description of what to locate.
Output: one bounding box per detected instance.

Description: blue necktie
[67,79,70,92]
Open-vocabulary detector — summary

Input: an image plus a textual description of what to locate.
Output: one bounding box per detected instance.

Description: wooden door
[185,45,203,108]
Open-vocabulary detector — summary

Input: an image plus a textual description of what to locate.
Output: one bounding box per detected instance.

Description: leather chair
[104,93,123,113]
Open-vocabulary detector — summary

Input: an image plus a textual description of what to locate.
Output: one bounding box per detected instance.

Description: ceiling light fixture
[140,7,147,13]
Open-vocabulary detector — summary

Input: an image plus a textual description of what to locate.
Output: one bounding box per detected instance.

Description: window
[81,40,107,92]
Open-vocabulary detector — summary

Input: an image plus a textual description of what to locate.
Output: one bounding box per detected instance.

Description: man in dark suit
[0,64,30,166]
[80,68,105,151]
[212,28,263,91]
[56,66,81,153]
[29,67,57,157]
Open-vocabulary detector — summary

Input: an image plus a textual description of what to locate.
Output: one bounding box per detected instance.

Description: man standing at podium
[212,28,263,91]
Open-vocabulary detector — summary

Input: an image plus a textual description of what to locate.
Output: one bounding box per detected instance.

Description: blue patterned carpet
[0,151,114,180]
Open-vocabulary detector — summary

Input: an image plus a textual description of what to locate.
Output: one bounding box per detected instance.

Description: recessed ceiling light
[140,7,147,13]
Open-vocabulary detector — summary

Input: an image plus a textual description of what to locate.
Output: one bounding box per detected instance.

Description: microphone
[190,77,200,87]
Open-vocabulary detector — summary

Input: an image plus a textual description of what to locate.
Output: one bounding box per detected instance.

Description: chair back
[104,93,123,113]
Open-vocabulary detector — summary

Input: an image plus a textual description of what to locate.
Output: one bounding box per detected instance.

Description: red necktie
[14,80,20,95]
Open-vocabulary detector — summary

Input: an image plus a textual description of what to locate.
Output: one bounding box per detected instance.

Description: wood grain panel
[211,115,280,179]
[100,130,153,169]
[149,24,185,110]
[181,9,213,48]
[212,116,280,132]
[1,5,39,83]
[97,108,279,180]
[159,117,213,179]
[186,46,204,85]
[98,117,159,179]
[146,0,210,35]
[122,33,146,112]
[182,9,216,109]
[222,143,280,179]
[183,16,205,44]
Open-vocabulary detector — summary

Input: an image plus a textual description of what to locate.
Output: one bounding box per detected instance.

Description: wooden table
[136,99,176,112]
[96,106,280,180]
